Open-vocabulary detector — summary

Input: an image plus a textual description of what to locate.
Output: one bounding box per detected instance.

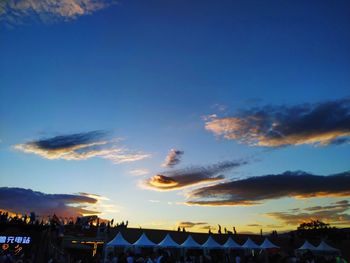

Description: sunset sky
[1,0,350,233]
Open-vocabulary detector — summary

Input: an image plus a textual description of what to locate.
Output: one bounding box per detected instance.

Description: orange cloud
[144,160,246,191]
[267,200,350,226]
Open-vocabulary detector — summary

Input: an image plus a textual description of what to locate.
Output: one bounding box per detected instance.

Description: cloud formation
[178,221,207,228]
[129,169,149,176]
[14,130,150,163]
[186,171,350,206]
[205,99,350,147]
[162,149,184,168]
[144,160,247,191]
[267,200,350,226]
[0,187,101,217]
[0,0,114,25]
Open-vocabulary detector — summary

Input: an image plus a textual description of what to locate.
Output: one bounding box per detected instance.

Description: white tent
[242,238,260,249]
[260,238,279,249]
[106,232,131,247]
[180,235,202,249]
[133,233,156,247]
[223,237,241,249]
[158,234,179,248]
[297,241,317,251]
[202,236,223,249]
[315,241,339,252]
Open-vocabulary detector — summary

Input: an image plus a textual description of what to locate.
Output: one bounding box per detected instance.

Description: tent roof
[297,241,317,250]
[180,235,202,249]
[223,237,241,249]
[133,233,156,247]
[242,238,260,249]
[106,232,131,247]
[315,241,339,252]
[158,234,179,248]
[202,236,223,249]
[260,238,279,249]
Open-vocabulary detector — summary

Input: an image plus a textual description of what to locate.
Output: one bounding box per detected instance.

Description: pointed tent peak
[260,238,279,249]
[224,237,242,249]
[316,241,339,252]
[242,238,260,249]
[181,235,202,249]
[158,233,179,248]
[297,240,317,250]
[134,232,156,247]
[107,232,131,247]
[202,236,223,249]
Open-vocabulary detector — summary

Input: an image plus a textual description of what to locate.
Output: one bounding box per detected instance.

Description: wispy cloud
[148,200,160,203]
[0,0,115,25]
[267,200,350,226]
[246,224,261,227]
[129,169,149,176]
[178,221,207,228]
[205,98,350,147]
[14,130,150,163]
[186,171,350,206]
[144,160,247,191]
[162,149,184,168]
[0,187,102,217]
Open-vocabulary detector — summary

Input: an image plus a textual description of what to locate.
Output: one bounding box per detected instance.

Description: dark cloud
[246,224,261,227]
[267,200,350,226]
[162,149,184,168]
[205,98,350,147]
[186,171,350,206]
[178,221,207,228]
[144,160,247,191]
[0,0,115,25]
[15,130,149,163]
[0,187,101,217]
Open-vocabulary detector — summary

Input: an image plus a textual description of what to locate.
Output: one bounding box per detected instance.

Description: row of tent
[297,240,339,252]
[107,232,340,253]
[107,232,279,250]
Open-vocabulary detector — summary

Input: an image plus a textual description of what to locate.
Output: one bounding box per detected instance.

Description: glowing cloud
[144,160,246,191]
[186,171,350,206]
[205,99,350,147]
[14,130,150,163]
[267,200,350,226]
[0,187,101,217]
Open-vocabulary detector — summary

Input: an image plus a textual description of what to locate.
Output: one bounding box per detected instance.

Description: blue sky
[1,0,350,232]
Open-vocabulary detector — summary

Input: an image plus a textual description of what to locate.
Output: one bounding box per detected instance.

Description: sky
[0,0,350,234]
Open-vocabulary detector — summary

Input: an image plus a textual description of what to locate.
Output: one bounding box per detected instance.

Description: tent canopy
[133,233,156,247]
[158,234,179,248]
[297,241,317,250]
[181,235,202,249]
[202,236,223,249]
[315,241,339,252]
[260,238,279,249]
[223,237,241,249]
[242,238,260,249]
[106,232,131,247]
